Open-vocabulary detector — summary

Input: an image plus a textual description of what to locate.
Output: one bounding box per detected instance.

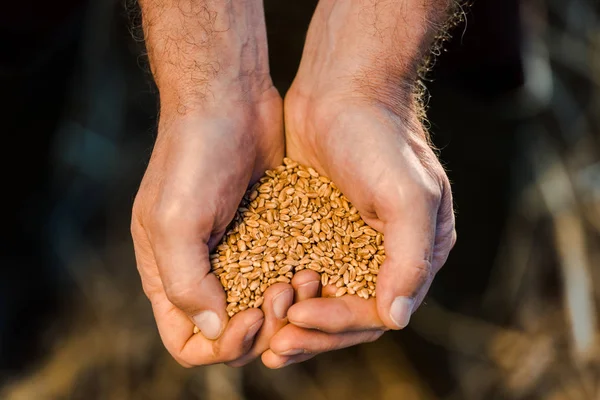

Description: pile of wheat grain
[210,158,385,317]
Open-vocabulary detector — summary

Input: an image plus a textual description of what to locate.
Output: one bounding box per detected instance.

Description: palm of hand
[258,94,456,368]
[132,88,295,367]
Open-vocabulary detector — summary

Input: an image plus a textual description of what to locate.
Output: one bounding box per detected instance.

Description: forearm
[320,0,452,75]
[296,0,454,109]
[139,0,272,113]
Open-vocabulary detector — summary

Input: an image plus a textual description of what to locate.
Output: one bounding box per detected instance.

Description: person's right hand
[130,83,292,367]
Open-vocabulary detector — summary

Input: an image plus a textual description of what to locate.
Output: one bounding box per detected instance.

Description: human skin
[131,0,295,367]
[131,0,456,368]
[262,0,457,368]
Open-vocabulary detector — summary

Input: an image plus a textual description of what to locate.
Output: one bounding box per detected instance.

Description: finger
[149,210,228,340]
[412,277,434,313]
[151,290,264,366]
[288,295,385,333]
[227,272,320,367]
[377,198,437,331]
[432,179,457,271]
[409,181,456,313]
[321,283,337,297]
[261,349,315,369]
[267,324,384,362]
[226,283,294,367]
[135,218,266,366]
[291,269,321,301]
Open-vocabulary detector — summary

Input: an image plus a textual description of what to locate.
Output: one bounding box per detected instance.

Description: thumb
[376,203,437,330]
[151,216,228,340]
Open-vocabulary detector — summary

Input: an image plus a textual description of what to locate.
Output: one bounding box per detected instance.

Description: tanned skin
[131,0,456,368]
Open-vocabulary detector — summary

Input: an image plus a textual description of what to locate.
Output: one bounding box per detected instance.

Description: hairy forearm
[139,0,272,112]
[297,0,454,109]
[320,0,452,75]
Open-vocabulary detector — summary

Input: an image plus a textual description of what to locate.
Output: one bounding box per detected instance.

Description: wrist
[158,73,276,117]
[288,72,418,128]
[158,83,281,144]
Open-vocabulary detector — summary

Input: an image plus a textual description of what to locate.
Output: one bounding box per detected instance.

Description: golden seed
[211,159,385,315]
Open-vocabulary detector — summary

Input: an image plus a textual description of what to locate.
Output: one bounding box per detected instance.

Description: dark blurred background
[1,0,599,399]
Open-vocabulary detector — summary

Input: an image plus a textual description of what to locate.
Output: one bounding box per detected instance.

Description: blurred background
[1,0,599,398]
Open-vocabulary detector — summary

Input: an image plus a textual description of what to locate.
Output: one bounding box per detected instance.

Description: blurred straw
[532,130,599,364]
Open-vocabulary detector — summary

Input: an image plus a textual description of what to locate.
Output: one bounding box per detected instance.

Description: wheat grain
[208,158,385,318]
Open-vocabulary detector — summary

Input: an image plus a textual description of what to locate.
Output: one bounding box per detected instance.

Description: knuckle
[450,229,458,249]
[130,217,139,239]
[131,200,146,237]
[419,181,443,206]
[151,201,187,234]
[436,224,457,254]
[149,198,211,238]
[210,339,237,363]
[140,279,162,301]
[403,179,442,209]
[406,260,434,287]
[164,281,199,312]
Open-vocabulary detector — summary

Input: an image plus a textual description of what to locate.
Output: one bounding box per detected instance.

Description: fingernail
[298,281,320,296]
[273,289,294,320]
[243,318,264,346]
[390,297,415,329]
[192,311,223,340]
[280,349,304,356]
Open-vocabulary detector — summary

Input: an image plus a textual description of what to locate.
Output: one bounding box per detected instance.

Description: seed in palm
[210,158,384,317]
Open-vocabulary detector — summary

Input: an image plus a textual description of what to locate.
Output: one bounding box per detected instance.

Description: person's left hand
[260,41,456,368]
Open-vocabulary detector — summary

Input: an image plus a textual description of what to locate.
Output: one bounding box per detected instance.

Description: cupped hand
[131,87,294,367]
[262,81,456,368]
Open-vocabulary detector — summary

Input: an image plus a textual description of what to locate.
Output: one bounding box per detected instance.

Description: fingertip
[167,272,229,340]
[192,310,224,340]
[375,256,432,330]
[227,285,292,367]
[375,276,418,330]
[262,349,310,369]
[287,301,313,327]
[387,296,415,329]
[238,307,265,326]
[321,284,337,297]
[291,269,320,288]
[263,283,294,320]
[291,270,321,302]
[261,349,282,369]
